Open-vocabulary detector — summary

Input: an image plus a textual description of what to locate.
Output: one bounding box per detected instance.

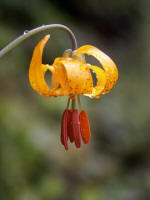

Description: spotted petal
[74,45,118,94]
[53,57,93,95]
[88,65,107,98]
[29,35,54,97]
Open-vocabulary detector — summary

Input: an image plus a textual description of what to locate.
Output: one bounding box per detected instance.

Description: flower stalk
[0,24,77,58]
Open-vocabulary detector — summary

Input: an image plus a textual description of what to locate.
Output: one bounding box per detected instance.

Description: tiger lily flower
[29,34,118,150]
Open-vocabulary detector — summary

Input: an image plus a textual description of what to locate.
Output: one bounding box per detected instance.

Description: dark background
[0,0,150,199]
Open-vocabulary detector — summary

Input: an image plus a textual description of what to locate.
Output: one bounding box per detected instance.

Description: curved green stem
[0,24,78,58]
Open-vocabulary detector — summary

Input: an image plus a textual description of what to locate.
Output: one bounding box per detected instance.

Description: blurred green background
[0,0,150,199]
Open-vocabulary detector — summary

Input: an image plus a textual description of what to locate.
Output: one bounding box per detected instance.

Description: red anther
[61,109,69,150]
[67,110,75,143]
[72,109,81,148]
[79,110,91,144]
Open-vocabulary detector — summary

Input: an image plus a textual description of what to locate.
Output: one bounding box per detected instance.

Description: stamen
[66,98,70,109]
[67,110,74,143]
[71,97,76,110]
[79,110,91,144]
[72,109,81,148]
[61,109,69,150]
[77,95,82,111]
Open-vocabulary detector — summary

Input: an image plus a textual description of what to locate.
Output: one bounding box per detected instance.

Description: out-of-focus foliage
[0,0,150,200]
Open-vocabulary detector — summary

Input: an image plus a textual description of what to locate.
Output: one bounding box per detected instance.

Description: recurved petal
[29,35,54,97]
[53,57,93,95]
[74,45,118,94]
[52,63,67,90]
[87,65,107,98]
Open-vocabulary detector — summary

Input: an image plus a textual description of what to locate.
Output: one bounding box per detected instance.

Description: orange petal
[29,35,54,97]
[52,63,67,90]
[74,45,118,94]
[53,57,93,95]
[86,65,107,98]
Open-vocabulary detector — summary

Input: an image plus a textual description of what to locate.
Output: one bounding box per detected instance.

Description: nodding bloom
[29,34,118,150]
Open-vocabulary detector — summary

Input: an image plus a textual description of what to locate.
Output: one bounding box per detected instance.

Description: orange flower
[29,35,118,150]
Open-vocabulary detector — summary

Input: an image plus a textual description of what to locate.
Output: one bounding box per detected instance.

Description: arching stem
[0,24,78,58]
